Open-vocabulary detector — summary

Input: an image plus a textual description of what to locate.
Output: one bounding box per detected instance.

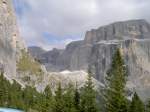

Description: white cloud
[13,0,150,50]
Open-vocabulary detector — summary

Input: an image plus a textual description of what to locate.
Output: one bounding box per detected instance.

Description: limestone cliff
[0,0,46,89]
[85,20,150,100]
[0,0,25,79]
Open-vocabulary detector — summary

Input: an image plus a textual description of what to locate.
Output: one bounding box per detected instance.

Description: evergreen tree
[129,92,144,112]
[105,49,128,112]
[44,85,52,99]
[38,93,48,112]
[10,80,24,109]
[74,83,80,111]
[24,86,33,107]
[146,99,150,112]
[52,82,65,112]
[0,72,52,111]
[43,85,53,112]
[63,84,77,112]
[0,73,8,106]
[80,72,98,112]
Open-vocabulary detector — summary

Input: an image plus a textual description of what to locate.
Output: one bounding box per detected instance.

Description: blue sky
[13,0,150,50]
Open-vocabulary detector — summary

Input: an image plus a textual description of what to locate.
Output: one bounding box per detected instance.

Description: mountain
[2,0,150,101]
[29,19,150,100]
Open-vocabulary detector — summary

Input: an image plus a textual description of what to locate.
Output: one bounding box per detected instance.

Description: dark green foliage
[0,72,47,111]
[105,49,128,112]
[43,85,53,112]
[44,85,52,99]
[63,84,77,112]
[146,99,150,112]
[0,73,10,107]
[52,83,65,112]
[74,84,80,111]
[0,71,101,112]
[129,92,145,112]
[80,73,99,112]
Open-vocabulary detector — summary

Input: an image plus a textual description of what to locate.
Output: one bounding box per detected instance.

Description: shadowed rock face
[29,19,150,100]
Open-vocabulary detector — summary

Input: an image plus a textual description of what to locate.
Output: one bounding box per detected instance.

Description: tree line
[0,49,150,112]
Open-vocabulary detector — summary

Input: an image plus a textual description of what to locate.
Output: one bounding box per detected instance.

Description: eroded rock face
[89,39,150,99]
[84,20,150,100]
[83,20,150,100]
[0,0,25,78]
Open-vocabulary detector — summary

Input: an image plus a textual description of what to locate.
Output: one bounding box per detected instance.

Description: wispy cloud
[13,0,150,50]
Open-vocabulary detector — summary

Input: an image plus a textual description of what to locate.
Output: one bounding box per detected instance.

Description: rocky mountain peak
[84,19,150,44]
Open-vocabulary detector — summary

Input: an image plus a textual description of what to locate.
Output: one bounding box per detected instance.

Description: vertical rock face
[85,20,150,100]
[89,38,150,100]
[0,0,25,78]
